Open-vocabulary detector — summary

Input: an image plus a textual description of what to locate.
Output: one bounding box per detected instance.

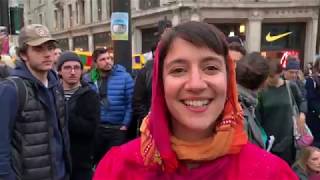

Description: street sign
[111,12,129,41]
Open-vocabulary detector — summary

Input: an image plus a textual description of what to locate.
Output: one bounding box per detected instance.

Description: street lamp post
[111,0,132,73]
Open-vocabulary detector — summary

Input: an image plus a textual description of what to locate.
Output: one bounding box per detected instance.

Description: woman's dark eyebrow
[166,58,187,68]
[201,56,224,66]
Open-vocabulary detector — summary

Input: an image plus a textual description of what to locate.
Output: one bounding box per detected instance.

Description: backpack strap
[6,77,27,115]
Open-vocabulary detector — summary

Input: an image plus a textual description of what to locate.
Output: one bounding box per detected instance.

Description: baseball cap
[18,24,55,47]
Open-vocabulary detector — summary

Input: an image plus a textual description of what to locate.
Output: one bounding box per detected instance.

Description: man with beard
[57,51,99,180]
[84,47,134,165]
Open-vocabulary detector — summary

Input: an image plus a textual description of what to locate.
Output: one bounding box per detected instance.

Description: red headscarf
[140,35,248,172]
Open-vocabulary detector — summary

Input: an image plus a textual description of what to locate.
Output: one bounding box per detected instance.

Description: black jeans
[93,125,127,165]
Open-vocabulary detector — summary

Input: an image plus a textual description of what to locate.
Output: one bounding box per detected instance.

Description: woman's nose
[184,69,207,92]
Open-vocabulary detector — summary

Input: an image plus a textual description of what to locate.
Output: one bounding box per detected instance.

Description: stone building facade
[24,0,320,64]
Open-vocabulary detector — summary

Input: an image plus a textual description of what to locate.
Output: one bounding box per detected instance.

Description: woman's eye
[204,65,218,74]
[170,67,186,75]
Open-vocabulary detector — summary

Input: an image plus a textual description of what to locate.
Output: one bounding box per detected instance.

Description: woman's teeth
[183,100,210,107]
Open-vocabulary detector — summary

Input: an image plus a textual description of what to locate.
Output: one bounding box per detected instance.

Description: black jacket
[131,60,153,137]
[66,81,100,169]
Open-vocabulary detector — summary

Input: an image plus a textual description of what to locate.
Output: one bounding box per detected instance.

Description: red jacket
[94,138,298,180]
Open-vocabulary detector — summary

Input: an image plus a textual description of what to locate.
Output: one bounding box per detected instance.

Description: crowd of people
[0,21,319,180]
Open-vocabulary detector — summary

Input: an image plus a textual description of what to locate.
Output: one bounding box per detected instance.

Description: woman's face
[162,38,227,141]
[307,150,320,172]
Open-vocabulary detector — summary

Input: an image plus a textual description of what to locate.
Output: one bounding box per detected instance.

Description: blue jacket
[85,64,134,127]
[0,62,68,180]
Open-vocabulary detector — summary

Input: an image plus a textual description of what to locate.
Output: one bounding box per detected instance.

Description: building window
[61,8,64,29]
[107,0,111,18]
[39,14,43,24]
[139,0,160,10]
[76,2,79,24]
[141,27,158,53]
[80,0,85,24]
[54,10,58,29]
[27,0,31,9]
[97,0,102,21]
[73,35,89,51]
[93,32,111,49]
[90,0,93,23]
[56,38,69,51]
[214,23,246,45]
[68,4,72,27]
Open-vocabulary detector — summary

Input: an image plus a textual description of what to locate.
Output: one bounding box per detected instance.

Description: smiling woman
[162,38,227,142]
[93,21,298,180]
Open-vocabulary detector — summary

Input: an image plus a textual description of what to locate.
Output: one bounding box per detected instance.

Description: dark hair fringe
[158,21,229,76]
[92,47,113,62]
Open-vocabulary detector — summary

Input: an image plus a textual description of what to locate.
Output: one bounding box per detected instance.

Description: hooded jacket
[0,62,70,180]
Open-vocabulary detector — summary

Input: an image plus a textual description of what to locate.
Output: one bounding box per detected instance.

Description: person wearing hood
[236,52,270,149]
[83,47,134,165]
[0,24,71,180]
[93,21,297,180]
[57,51,100,180]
